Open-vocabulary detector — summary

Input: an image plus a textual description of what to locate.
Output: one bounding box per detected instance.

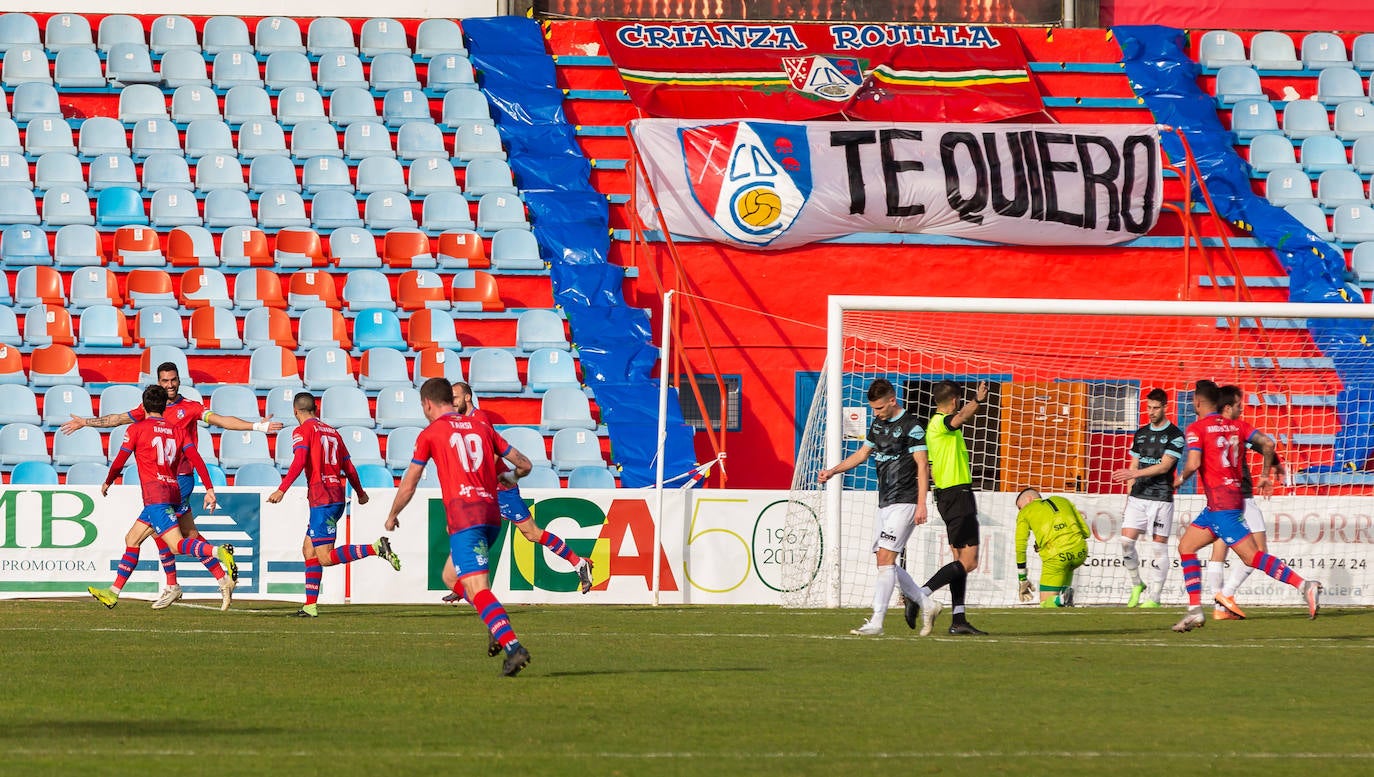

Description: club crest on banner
[679,122,812,246]
[781,55,864,101]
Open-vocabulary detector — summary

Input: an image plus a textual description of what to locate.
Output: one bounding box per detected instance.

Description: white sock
[1121,538,1142,586]
[894,566,923,601]
[1223,561,1255,597]
[871,565,896,622]
[1144,542,1170,601]
[1206,559,1226,597]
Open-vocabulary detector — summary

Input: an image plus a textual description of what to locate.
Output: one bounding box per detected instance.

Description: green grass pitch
[2,600,1371,776]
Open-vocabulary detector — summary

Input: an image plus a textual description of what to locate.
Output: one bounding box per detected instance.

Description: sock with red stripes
[471,589,519,653]
[152,535,178,586]
[176,537,214,559]
[304,557,322,606]
[1251,551,1304,588]
[328,545,375,564]
[111,546,140,593]
[538,530,582,566]
[1181,553,1203,606]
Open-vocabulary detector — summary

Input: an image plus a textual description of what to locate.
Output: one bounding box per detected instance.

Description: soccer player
[1206,384,1283,621]
[384,377,537,677]
[266,392,402,618]
[1170,381,1321,632]
[88,385,238,611]
[1013,488,1090,608]
[905,379,989,635]
[1109,388,1185,608]
[818,378,932,637]
[439,382,593,608]
[61,362,283,610]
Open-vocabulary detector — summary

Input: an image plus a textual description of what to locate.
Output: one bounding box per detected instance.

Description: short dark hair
[867,379,895,403]
[155,362,180,377]
[420,377,454,406]
[932,380,960,405]
[1219,385,1243,408]
[142,384,167,414]
[1194,380,1220,405]
[293,392,317,414]
[1145,388,1168,405]
[452,380,473,401]
[1017,487,1041,503]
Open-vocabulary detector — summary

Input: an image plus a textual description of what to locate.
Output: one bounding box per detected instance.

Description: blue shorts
[1193,508,1251,547]
[307,503,345,546]
[137,504,180,536]
[176,474,195,516]
[449,524,499,581]
[498,488,530,524]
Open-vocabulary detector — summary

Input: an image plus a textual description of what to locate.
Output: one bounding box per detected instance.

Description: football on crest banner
[598,21,1045,122]
[631,119,1163,250]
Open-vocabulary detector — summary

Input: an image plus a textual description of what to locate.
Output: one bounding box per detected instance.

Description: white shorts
[1243,497,1266,533]
[1122,496,1175,538]
[872,503,917,554]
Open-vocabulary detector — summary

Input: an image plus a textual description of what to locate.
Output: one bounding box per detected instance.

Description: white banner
[631,119,1163,249]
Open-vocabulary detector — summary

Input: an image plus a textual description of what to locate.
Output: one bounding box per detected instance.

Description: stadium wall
[19,2,500,17]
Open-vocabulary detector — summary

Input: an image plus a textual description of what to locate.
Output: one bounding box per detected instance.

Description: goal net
[782,296,1374,609]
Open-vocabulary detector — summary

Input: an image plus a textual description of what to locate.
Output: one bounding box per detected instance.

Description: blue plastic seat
[1335,101,1374,140]
[258,188,311,229]
[354,308,406,351]
[224,86,274,126]
[2,223,50,264]
[131,118,181,160]
[0,120,19,153]
[382,88,433,128]
[0,151,29,189]
[331,227,383,268]
[359,346,409,390]
[194,153,247,193]
[304,346,358,389]
[353,462,394,488]
[1265,167,1314,206]
[230,461,279,486]
[383,425,423,470]
[278,87,327,127]
[289,119,341,159]
[88,153,138,191]
[1250,31,1301,70]
[249,345,303,389]
[45,13,95,53]
[0,306,18,346]
[0,422,49,465]
[237,119,289,159]
[25,116,76,157]
[53,427,106,466]
[501,426,549,468]
[68,266,115,308]
[373,386,423,429]
[0,383,38,423]
[365,190,417,230]
[1301,32,1349,70]
[203,16,251,56]
[455,123,505,162]
[213,50,264,91]
[220,430,273,470]
[301,156,351,193]
[407,309,461,351]
[256,17,306,56]
[327,86,379,126]
[184,119,235,161]
[415,19,466,59]
[476,192,529,232]
[150,15,198,55]
[272,425,298,468]
[43,383,93,427]
[97,15,143,53]
[54,225,103,267]
[12,83,59,125]
[1199,30,1247,69]
[159,49,211,89]
[426,53,476,93]
[143,153,193,192]
[96,385,141,418]
[520,465,560,489]
[242,307,295,348]
[23,302,72,347]
[515,309,566,352]
[134,305,188,347]
[1355,137,1374,174]
[551,427,605,473]
[189,305,242,349]
[1283,100,1333,140]
[421,191,474,232]
[528,348,579,393]
[11,460,60,484]
[114,85,167,125]
[316,53,366,93]
[371,54,420,92]
[1334,204,1374,241]
[308,18,358,58]
[1317,67,1365,107]
[250,155,300,194]
[408,156,459,196]
[1230,99,1280,140]
[468,348,522,393]
[262,385,297,422]
[568,465,615,489]
[320,385,373,428]
[203,189,255,228]
[356,156,405,194]
[441,89,493,128]
[0,13,38,53]
[360,18,409,58]
[310,188,364,230]
[344,121,394,160]
[106,43,159,86]
[263,52,313,93]
[64,461,108,485]
[540,386,594,431]
[0,186,38,224]
[40,187,92,228]
[171,84,222,124]
[3,45,51,87]
[492,229,545,271]
[342,269,393,311]
[464,158,517,197]
[338,425,385,467]
[1297,135,1348,174]
[54,48,105,89]
[33,153,81,193]
[1214,65,1261,106]
[1354,34,1374,71]
[1284,202,1334,240]
[396,122,446,162]
[1317,169,1368,208]
[296,307,348,348]
[77,305,127,346]
[149,188,201,228]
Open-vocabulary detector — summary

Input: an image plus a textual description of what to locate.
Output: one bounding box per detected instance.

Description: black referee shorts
[935,484,980,549]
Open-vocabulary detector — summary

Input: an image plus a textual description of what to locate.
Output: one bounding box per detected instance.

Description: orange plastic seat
[406,308,461,351]
[188,307,243,350]
[396,269,448,311]
[412,345,462,384]
[178,267,231,309]
[449,270,504,312]
[26,305,75,346]
[244,307,297,348]
[166,226,217,267]
[125,268,177,308]
[0,344,25,383]
[287,269,340,309]
[235,268,288,310]
[112,225,166,266]
[274,226,327,268]
[19,266,65,306]
[30,344,81,386]
[381,228,433,269]
[223,226,274,267]
[435,229,489,268]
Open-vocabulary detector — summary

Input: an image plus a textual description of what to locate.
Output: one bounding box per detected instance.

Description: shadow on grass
[542,667,769,678]
[0,719,284,738]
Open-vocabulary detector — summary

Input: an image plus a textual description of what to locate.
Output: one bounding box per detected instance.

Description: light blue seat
[382,88,432,128]
[1265,167,1314,206]
[116,84,167,123]
[396,122,446,162]
[12,83,59,124]
[195,153,246,193]
[426,53,476,93]
[143,153,193,192]
[1354,34,1374,71]
[421,191,474,231]
[521,465,559,489]
[264,385,297,423]
[1354,137,1374,174]
[477,193,529,232]
[1250,31,1301,71]
[258,189,311,229]
[528,348,578,393]
[34,152,82,192]
[1283,100,1333,139]
[149,188,201,228]
[231,461,279,487]
[97,15,144,54]
[0,422,49,465]
[23,303,68,346]
[356,156,405,194]
[441,89,492,129]
[150,15,198,55]
[237,120,289,160]
[344,121,394,160]
[219,430,273,470]
[106,43,159,86]
[308,18,358,58]
[467,348,522,393]
[0,186,38,224]
[203,189,255,228]
[551,427,605,473]
[304,346,358,389]
[0,13,38,54]
[354,308,406,351]
[221,225,272,269]
[455,122,505,162]
[97,385,141,418]
[316,52,366,93]
[416,19,466,59]
[568,465,615,489]
[131,118,181,160]
[25,116,76,156]
[359,346,409,390]
[502,426,550,468]
[278,87,327,127]
[1303,32,1349,70]
[464,158,517,197]
[302,156,352,193]
[342,268,393,310]
[0,151,29,188]
[327,86,379,126]
[1287,202,1332,241]
[1298,135,1348,173]
[272,425,298,468]
[264,52,314,93]
[184,119,235,161]
[241,307,292,348]
[354,463,394,488]
[53,427,106,466]
[256,17,305,56]
[0,120,18,153]
[0,307,18,345]
[52,225,101,268]
[371,54,420,92]
[250,155,300,194]
[249,345,303,389]
[171,85,221,124]
[320,385,373,428]
[360,18,409,58]
[0,383,39,423]
[1317,169,1367,208]
[1335,101,1374,140]
[12,264,61,308]
[408,156,459,196]
[289,119,341,159]
[310,188,364,229]
[331,227,383,269]
[43,384,93,426]
[69,268,115,310]
[178,262,229,306]
[54,48,106,89]
[493,229,545,271]
[365,190,417,230]
[1213,65,1261,106]
[87,153,138,191]
[383,425,423,470]
[1334,204,1374,241]
[540,386,594,431]
[374,386,425,429]
[2,224,51,263]
[1353,242,1374,280]
[203,17,251,56]
[338,425,385,467]
[213,50,264,91]
[1317,67,1365,107]
[296,306,346,348]
[0,268,8,306]
[2,44,48,88]
[1231,99,1280,139]
[516,310,568,353]
[134,305,187,347]
[45,13,95,53]
[40,188,92,228]
[159,49,211,89]
[63,461,108,485]
[224,86,274,126]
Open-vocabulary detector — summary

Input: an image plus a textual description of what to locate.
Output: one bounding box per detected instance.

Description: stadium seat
[426,54,476,93]
[551,428,605,474]
[144,153,195,192]
[265,52,314,92]
[279,88,328,128]
[134,305,187,347]
[520,465,560,490]
[112,226,165,267]
[356,156,406,194]
[338,425,385,467]
[195,154,248,193]
[310,189,364,230]
[96,187,148,228]
[0,308,17,346]
[221,225,273,268]
[132,118,182,160]
[1265,168,1314,206]
[53,426,106,467]
[1335,101,1374,140]
[308,18,357,58]
[468,348,522,393]
[23,304,74,347]
[316,52,366,94]
[328,86,380,126]
[441,89,493,129]
[125,267,176,306]
[2,45,50,88]
[540,386,594,431]
[224,86,270,125]
[0,422,48,465]
[0,13,38,53]
[354,463,394,488]
[374,386,424,429]
[203,189,255,228]
[1317,67,1365,107]
[249,345,303,389]
[87,154,139,192]
[1317,169,1368,208]
[203,16,251,56]
[213,50,263,92]
[455,123,505,162]
[1,224,52,265]
[360,18,409,58]
[149,15,197,55]
[0,120,18,155]
[53,224,103,267]
[98,378,141,415]
[407,309,461,350]
[45,13,95,53]
[11,460,60,485]
[1199,30,1247,69]
[188,306,243,349]
[464,158,518,198]
[365,191,418,230]
[234,268,288,309]
[290,119,341,160]
[397,269,449,311]
[395,122,446,162]
[344,121,395,160]
[320,385,373,428]
[501,426,549,468]
[353,308,406,351]
[408,156,459,196]
[42,384,93,427]
[476,193,529,232]
[106,43,159,86]
[184,119,235,161]
[1297,136,1348,174]
[383,425,423,470]
[0,152,30,190]
[272,425,299,468]
[178,267,231,308]
[159,49,211,89]
[149,188,202,228]
[64,461,108,485]
[1230,99,1280,140]
[0,383,39,424]
[359,347,410,390]
[0,344,25,384]
[277,227,329,269]
[297,307,351,349]
[331,227,383,268]
[1353,138,1374,175]
[0,268,8,306]
[436,230,489,268]
[251,154,301,194]
[528,348,579,393]
[0,186,39,224]
[382,227,437,268]
[492,228,545,271]
[115,86,168,126]
[300,156,351,194]
[171,85,221,125]
[303,346,357,389]
[371,55,421,92]
[449,270,504,311]
[261,385,296,423]
[1334,204,1374,241]
[68,267,120,309]
[415,19,466,59]
[29,344,81,386]
[567,465,616,489]
[237,119,289,159]
[383,88,434,131]
[220,431,273,471]
[242,306,296,349]
[13,265,64,307]
[25,156,72,195]
[1353,242,1374,281]
[256,17,305,56]
[12,83,59,125]
[53,48,105,89]
[78,305,131,347]
[1250,31,1302,70]
[342,269,394,313]
[412,346,464,386]
[259,189,312,230]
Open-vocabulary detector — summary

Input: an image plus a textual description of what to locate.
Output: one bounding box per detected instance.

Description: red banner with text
[598,21,1047,123]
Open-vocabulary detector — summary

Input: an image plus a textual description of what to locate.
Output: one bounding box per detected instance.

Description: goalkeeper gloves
[1018,578,1034,603]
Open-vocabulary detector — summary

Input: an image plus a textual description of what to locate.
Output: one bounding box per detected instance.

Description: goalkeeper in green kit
[1014,488,1090,608]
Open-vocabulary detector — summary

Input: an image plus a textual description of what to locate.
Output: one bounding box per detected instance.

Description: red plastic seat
[246,307,297,348]
[288,269,340,309]
[26,305,75,346]
[125,268,177,309]
[178,268,231,309]
[396,269,448,312]
[19,266,65,306]
[112,225,166,266]
[274,226,327,268]
[449,270,504,312]
[382,228,433,269]
[223,226,274,267]
[0,344,25,383]
[235,268,288,310]
[188,307,243,350]
[435,229,489,268]
[167,226,217,267]
[29,344,81,386]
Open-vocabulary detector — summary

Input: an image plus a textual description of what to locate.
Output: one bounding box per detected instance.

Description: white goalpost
[783,296,1374,610]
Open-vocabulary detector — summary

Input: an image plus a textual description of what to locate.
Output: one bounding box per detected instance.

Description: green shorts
[1039,545,1087,590]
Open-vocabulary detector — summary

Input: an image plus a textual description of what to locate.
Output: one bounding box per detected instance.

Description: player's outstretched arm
[205,412,283,434]
[61,411,133,435]
[385,463,424,531]
[818,446,872,484]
